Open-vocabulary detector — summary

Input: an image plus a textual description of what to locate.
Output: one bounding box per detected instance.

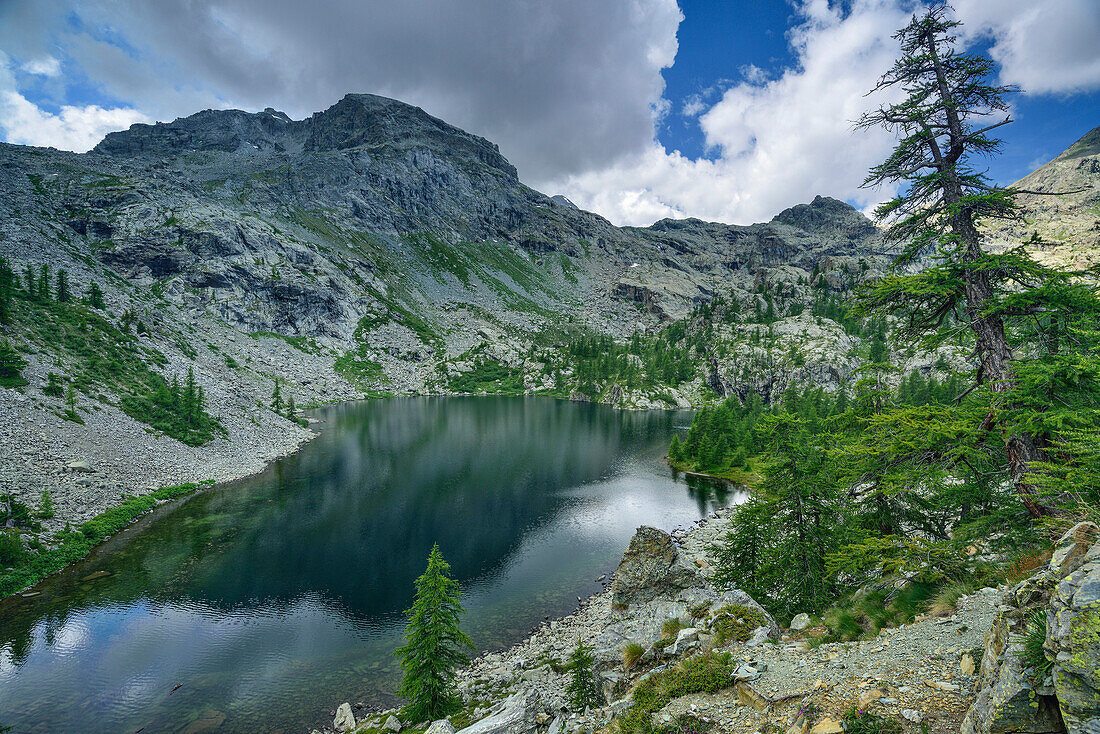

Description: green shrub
[841,708,902,734]
[688,601,712,619]
[0,496,40,531]
[0,529,24,565]
[566,643,602,712]
[658,714,712,734]
[0,339,27,388]
[449,359,525,394]
[43,372,63,397]
[617,652,735,734]
[38,490,54,519]
[710,604,767,644]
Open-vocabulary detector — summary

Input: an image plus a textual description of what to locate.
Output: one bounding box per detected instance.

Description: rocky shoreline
[313,512,1042,734]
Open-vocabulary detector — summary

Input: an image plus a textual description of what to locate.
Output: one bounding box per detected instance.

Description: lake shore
[0,392,326,599]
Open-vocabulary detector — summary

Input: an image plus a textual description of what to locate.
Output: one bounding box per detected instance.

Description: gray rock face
[1050,522,1100,579]
[610,526,698,607]
[455,692,536,734]
[962,527,1100,734]
[960,611,1063,734]
[1048,537,1100,734]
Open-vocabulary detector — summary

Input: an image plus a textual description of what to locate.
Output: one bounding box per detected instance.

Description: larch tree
[854,3,1100,517]
[395,544,474,723]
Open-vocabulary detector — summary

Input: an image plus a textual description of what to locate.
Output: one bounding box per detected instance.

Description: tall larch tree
[854,3,1100,517]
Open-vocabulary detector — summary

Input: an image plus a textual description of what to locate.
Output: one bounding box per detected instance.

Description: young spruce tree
[395,544,473,723]
[565,642,602,712]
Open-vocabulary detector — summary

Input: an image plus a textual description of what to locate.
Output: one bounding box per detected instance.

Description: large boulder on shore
[456,691,536,734]
[610,526,698,607]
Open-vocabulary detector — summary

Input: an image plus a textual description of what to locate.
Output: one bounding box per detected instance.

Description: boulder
[1048,538,1100,733]
[383,714,403,732]
[960,611,1064,734]
[456,692,537,734]
[333,703,356,732]
[1049,522,1099,579]
[668,627,699,655]
[610,526,698,607]
[426,720,456,734]
[67,459,94,472]
[789,613,812,631]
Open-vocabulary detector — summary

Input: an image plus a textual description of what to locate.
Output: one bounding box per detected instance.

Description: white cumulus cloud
[0,54,148,152]
[955,0,1100,95]
[551,0,914,225]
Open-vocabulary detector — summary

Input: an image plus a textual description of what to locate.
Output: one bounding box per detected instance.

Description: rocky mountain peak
[303,93,518,179]
[93,107,301,157]
[1054,125,1100,162]
[771,195,877,237]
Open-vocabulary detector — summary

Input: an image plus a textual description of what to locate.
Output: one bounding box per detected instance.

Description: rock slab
[610,526,698,607]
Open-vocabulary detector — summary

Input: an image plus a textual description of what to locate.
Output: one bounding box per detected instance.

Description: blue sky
[1,0,1098,225]
[660,0,796,162]
[657,0,1100,189]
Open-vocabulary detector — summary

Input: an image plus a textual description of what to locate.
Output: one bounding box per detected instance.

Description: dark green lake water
[0,397,740,734]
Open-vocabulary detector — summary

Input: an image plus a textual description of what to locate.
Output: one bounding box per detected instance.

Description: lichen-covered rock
[1050,522,1100,579]
[1048,538,1100,734]
[789,612,812,631]
[960,611,1063,734]
[425,720,456,734]
[332,702,356,732]
[610,526,698,607]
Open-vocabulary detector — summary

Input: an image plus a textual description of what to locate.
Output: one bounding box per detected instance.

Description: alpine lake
[0,397,743,733]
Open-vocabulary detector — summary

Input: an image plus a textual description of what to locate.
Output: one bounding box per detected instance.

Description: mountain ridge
[1,95,1093,546]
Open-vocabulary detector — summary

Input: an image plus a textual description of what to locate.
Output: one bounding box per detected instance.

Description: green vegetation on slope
[0,257,224,446]
[0,482,214,597]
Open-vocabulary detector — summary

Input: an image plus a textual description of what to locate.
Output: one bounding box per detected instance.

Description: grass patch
[841,708,903,734]
[813,582,941,643]
[616,652,736,734]
[1022,610,1054,683]
[449,359,524,394]
[662,618,687,638]
[623,642,646,672]
[0,481,213,598]
[334,349,386,387]
[249,330,320,354]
